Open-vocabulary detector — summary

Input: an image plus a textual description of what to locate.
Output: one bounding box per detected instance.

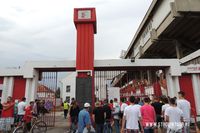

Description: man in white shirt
[165,98,184,133]
[121,96,143,133]
[177,91,191,133]
[162,97,170,119]
[120,98,128,116]
[17,97,26,123]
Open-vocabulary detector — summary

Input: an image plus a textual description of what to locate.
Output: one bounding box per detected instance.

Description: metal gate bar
[94,69,168,101]
[38,72,57,127]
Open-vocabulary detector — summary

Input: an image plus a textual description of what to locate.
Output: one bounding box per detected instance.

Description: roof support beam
[174,40,183,59]
[0,59,181,77]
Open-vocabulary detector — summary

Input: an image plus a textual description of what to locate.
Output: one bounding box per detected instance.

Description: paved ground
[47,112,200,133]
[47,112,69,133]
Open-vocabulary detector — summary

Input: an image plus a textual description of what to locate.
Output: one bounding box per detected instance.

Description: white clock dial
[78,10,91,19]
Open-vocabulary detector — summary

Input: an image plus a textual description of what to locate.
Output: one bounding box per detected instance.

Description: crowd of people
[64,91,195,133]
[0,97,50,132]
[0,90,196,133]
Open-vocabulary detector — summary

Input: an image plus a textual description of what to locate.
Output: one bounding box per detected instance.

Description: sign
[186,65,200,73]
[78,10,91,19]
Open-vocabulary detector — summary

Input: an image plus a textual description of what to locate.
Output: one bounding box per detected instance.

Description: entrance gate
[37,72,57,127]
[94,69,167,102]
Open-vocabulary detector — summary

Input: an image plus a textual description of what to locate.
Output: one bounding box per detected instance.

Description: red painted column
[74,8,96,70]
[179,75,196,116]
[74,8,97,107]
[12,76,26,101]
[76,24,94,71]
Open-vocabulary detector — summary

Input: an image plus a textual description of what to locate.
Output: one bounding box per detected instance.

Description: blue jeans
[114,119,120,133]
[103,121,112,133]
[144,127,154,133]
[96,124,104,133]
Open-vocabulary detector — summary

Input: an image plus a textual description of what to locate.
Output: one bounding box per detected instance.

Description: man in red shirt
[141,97,156,133]
[0,96,15,132]
[23,101,34,131]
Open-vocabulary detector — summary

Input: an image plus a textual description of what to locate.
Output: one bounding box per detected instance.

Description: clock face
[78,10,91,19]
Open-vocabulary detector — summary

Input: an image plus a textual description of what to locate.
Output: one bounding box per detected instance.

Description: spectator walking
[63,100,69,119]
[17,97,26,123]
[0,96,15,132]
[78,103,92,133]
[121,96,143,133]
[109,99,114,111]
[33,99,39,117]
[162,97,170,120]
[177,91,191,133]
[112,102,120,133]
[93,101,104,133]
[151,96,164,129]
[113,98,118,108]
[162,97,170,132]
[120,98,128,119]
[135,97,142,132]
[69,100,80,133]
[165,98,184,133]
[103,99,112,133]
[140,97,156,133]
[39,100,48,115]
[137,98,144,106]
[13,99,19,125]
[23,101,34,131]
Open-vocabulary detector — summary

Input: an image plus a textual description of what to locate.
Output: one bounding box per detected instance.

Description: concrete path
[47,112,69,133]
[46,112,199,133]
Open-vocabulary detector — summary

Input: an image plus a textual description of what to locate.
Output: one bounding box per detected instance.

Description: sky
[0,0,152,67]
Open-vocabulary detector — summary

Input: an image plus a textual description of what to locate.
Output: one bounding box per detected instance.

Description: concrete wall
[61,72,76,102]
[133,0,175,58]
[108,87,120,102]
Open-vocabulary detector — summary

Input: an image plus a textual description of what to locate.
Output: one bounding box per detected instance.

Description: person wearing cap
[78,103,92,133]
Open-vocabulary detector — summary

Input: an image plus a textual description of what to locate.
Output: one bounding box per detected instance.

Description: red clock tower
[74,8,96,107]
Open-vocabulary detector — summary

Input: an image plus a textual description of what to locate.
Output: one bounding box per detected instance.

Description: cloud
[0,0,152,67]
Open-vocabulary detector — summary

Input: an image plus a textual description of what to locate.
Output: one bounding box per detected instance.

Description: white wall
[61,72,76,102]
[191,74,200,116]
[108,87,120,102]
[1,77,14,103]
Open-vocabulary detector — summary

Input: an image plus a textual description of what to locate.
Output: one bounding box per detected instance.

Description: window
[66,85,70,92]
[65,96,70,103]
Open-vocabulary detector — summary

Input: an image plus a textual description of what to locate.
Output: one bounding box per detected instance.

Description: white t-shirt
[177,99,191,122]
[113,105,120,120]
[134,104,141,110]
[162,104,170,119]
[162,104,170,112]
[120,103,128,112]
[124,104,141,130]
[17,101,26,115]
[165,106,183,131]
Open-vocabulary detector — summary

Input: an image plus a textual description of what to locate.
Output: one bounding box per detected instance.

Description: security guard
[63,100,69,119]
